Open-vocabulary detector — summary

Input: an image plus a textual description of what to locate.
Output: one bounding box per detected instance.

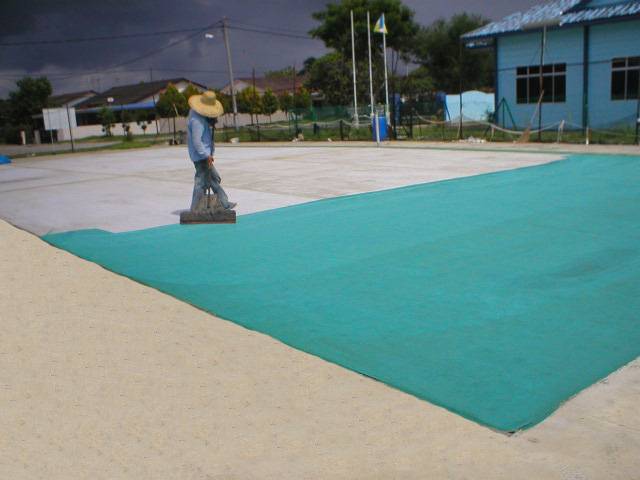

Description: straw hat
[188,90,224,118]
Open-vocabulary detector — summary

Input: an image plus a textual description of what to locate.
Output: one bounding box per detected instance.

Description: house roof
[225,75,308,94]
[76,78,206,109]
[462,0,640,41]
[48,90,97,107]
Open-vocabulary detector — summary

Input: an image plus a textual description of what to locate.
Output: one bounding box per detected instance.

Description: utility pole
[222,17,239,131]
[292,63,299,135]
[252,67,258,126]
[150,68,160,135]
[292,63,297,95]
[350,10,359,127]
[65,104,75,153]
[538,26,547,141]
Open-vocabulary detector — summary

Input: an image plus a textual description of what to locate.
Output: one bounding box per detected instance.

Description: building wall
[56,118,187,140]
[56,110,290,140]
[588,19,640,128]
[496,19,640,130]
[497,27,585,129]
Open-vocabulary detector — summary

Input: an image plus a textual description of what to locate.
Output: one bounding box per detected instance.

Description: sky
[0,0,539,97]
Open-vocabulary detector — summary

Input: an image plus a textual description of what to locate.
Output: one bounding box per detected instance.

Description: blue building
[462,0,640,130]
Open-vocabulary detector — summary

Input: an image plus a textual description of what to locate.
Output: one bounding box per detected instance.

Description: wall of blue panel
[588,19,640,128]
[496,27,584,130]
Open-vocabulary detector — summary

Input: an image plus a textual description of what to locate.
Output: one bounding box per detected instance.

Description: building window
[516,63,566,104]
[611,57,640,100]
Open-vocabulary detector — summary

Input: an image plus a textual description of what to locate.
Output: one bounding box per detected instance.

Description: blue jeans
[190,159,232,210]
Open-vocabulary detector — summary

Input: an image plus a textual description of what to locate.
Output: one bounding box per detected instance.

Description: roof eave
[462,10,640,43]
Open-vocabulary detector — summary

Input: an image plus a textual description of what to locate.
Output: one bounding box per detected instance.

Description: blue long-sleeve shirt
[187,109,214,162]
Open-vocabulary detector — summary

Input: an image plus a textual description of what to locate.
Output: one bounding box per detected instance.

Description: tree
[294,87,312,110]
[182,83,202,101]
[305,52,377,106]
[98,107,116,137]
[156,83,188,118]
[7,76,52,138]
[411,13,493,93]
[310,0,419,60]
[261,88,279,121]
[135,110,150,135]
[278,91,294,114]
[0,99,11,142]
[395,66,434,100]
[265,66,296,79]
[215,90,231,114]
[237,87,262,124]
[299,57,317,75]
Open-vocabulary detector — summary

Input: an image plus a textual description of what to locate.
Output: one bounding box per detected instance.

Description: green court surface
[44,154,640,431]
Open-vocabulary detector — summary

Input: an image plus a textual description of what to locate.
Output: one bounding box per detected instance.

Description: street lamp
[204,22,239,131]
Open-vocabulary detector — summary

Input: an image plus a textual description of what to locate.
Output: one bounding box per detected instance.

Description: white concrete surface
[0,144,561,235]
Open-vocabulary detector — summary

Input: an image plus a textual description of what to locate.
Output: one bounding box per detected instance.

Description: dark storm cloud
[0,0,539,96]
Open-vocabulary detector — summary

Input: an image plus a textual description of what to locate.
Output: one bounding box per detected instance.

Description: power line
[227,20,310,36]
[0,67,254,80]
[226,24,317,41]
[54,21,224,81]
[0,26,211,47]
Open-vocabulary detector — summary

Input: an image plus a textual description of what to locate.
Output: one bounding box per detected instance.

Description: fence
[211,101,640,145]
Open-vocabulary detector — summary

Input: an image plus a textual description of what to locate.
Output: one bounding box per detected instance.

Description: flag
[373,13,387,34]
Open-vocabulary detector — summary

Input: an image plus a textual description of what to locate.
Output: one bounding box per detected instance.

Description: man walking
[187,90,236,211]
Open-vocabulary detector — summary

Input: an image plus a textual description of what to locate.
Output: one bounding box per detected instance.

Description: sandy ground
[2,219,639,479]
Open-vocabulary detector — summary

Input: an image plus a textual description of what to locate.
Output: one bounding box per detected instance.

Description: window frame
[516,63,567,104]
[611,56,640,101]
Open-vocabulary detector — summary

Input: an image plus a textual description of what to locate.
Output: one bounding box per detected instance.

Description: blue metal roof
[462,0,640,41]
[78,101,156,114]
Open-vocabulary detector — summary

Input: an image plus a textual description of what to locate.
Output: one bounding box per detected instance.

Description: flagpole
[350,10,359,128]
[367,11,380,146]
[382,26,390,123]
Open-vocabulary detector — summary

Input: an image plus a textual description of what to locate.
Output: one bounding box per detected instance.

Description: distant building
[35,78,206,141]
[48,90,97,108]
[462,0,640,130]
[220,75,308,95]
[74,77,206,125]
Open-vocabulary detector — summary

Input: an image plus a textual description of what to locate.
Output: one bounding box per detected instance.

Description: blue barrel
[0,155,11,165]
[371,115,388,141]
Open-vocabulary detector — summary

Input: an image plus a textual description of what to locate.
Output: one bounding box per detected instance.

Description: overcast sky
[0,0,539,97]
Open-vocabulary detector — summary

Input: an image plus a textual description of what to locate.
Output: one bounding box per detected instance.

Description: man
[187,90,236,211]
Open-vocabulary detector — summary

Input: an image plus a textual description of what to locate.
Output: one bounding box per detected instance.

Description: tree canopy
[8,76,52,129]
[181,83,202,100]
[261,88,279,118]
[305,52,380,106]
[156,84,188,117]
[237,86,262,123]
[310,0,419,59]
[294,87,312,110]
[278,91,294,113]
[411,13,493,93]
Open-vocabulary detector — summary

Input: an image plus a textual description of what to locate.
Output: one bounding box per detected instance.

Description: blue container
[371,115,388,141]
[0,155,11,165]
